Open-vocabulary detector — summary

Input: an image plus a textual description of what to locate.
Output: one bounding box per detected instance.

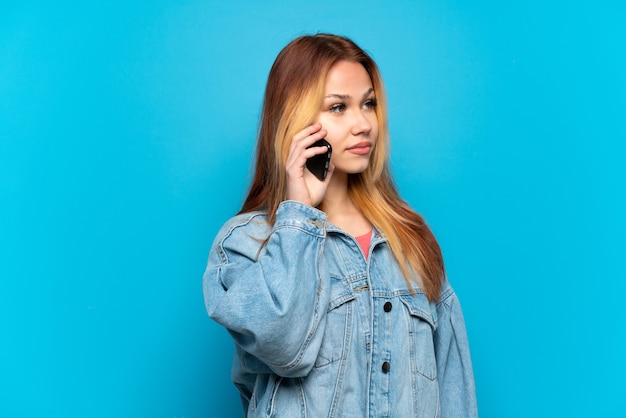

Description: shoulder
[215,201,326,242]
[216,210,271,242]
[436,278,456,307]
[209,210,271,264]
[435,278,468,325]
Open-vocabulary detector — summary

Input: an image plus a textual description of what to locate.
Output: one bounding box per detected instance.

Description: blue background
[1,1,624,417]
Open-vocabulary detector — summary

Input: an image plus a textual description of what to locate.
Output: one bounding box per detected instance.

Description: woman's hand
[285,123,334,207]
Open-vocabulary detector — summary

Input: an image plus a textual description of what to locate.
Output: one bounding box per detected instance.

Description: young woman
[203,34,477,417]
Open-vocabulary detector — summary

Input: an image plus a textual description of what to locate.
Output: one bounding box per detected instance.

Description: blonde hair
[241,34,444,301]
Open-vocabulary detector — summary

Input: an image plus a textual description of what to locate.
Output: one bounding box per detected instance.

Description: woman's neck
[321,172,372,237]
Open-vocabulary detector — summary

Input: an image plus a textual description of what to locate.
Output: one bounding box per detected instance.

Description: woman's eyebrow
[324,93,350,100]
[324,88,375,100]
[362,88,374,99]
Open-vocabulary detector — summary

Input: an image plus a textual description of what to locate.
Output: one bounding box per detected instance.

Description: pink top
[355,230,373,260]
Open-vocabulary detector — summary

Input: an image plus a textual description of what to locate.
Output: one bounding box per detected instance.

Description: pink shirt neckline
[355,230,373,260]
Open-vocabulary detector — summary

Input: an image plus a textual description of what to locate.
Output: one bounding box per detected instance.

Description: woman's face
[315,60,379,176]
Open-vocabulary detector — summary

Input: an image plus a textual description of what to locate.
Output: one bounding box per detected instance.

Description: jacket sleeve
[434,284,478,418]
[202,201,331,378]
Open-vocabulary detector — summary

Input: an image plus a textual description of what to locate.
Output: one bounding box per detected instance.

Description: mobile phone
[306,139,332,181]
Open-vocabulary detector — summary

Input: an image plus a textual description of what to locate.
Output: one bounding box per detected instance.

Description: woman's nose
[351,111,372,136]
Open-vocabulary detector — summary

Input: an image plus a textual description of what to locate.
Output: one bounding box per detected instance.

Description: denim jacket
[203,201,477,417]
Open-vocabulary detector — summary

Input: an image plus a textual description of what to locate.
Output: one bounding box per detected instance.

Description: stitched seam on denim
[399,295,436,331]
[328,293,356,312]
[409,326,419,415]
[408,313,437,381]
[267,376,282,416]
[297,377,307,418]
[277,236,325,372]
[273,224,325,238]
[437,284,454,304]
[328,293,353,417]
[370,289,423,298]
[218,212,268,264]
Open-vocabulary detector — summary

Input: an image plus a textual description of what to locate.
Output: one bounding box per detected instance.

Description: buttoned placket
[364,230,394,417]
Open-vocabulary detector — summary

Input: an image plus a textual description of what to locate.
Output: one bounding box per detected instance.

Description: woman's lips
[347,142,372,155]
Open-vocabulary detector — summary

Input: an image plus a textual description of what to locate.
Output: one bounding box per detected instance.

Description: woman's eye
[364,98,377,109]
[329,103,346,113]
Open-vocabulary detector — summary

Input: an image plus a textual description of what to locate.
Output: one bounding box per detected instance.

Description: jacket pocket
[266,376,308,418]
[314,276,356,368]
[400,294,438,381]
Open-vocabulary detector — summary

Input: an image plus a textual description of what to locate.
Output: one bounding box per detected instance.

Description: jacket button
[382,361,390,373]
[383,301,392,312]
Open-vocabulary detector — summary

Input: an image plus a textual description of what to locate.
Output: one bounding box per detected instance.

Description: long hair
[240,34,444,301]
